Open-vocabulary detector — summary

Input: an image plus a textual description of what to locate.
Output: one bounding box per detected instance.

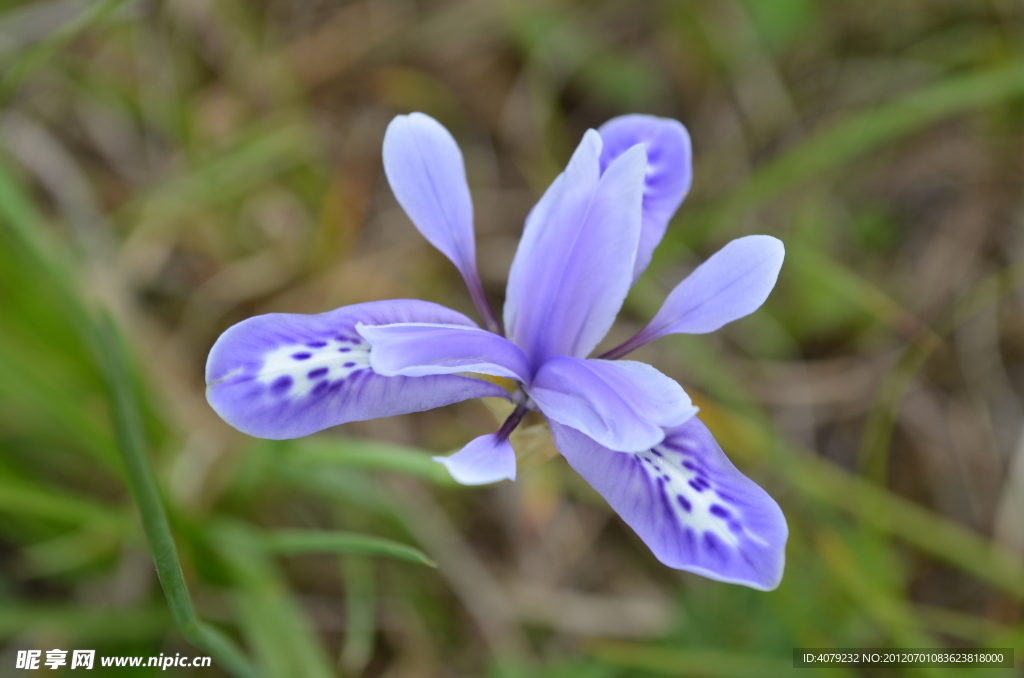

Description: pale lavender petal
[550,417,787,590]
[383,113,476,280]
[528,356,697,453]
[356,322,531,382]
[635,236,784,349]
[599,115,692,282]
[206,300,505,439]
[504,131,647,367]
[434,432,516,485]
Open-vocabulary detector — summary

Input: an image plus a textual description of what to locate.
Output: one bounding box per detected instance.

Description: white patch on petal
[257,335,370,398]
[638,440,760,550]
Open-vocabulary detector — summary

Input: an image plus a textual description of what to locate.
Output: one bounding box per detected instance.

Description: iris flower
[206,113,788,589]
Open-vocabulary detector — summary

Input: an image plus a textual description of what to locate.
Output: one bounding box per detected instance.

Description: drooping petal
[550,417,787,590]
[383,113,477,280]
[504,131,647,367]
[356,322,531,382]
[433,432,517,485]
[528,356,697,453]
[206,300,505,439]
[599,114,692,282]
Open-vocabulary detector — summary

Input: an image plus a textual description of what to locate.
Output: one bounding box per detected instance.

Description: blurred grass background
[1,0,1023,676]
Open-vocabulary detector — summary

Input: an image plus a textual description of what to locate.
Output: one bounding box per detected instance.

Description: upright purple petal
[434,432,517,485]
[504,132,647,367]
[599,115,692,282]
[383,114,499,331]
[383,113,476,278]
[206,300,505,439]
[356,322,531,382]
[528,356,697,453]
[550,417,787,590]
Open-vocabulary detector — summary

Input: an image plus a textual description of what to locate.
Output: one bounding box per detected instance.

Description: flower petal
[639,235,784,342]
[383,113,488,292]
[206,300,505,439]
[550,417,787,590]
[433,432,516,485]
[528,356,697,453]
[599,115,692,282]
[504,131,647,367]
[356,322,531,382]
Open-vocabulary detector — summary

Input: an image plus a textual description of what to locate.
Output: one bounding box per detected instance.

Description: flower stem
[597,328,654,360]
[498,402,529,440]
[463,271,504,335]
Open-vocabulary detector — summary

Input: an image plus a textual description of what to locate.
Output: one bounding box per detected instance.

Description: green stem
[93,314,260,678]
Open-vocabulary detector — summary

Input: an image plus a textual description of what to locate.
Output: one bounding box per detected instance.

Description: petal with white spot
[206,300,506,439]
[550,416,787,590]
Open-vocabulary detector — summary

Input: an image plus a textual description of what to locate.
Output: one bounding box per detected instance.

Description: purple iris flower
[206,112,788,590]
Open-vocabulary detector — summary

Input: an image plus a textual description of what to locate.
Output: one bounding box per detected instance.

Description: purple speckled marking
[271,375,292,395]
[710,504,731,519]
[292,352,312,360]
[343,361,356,368]
[688,479,706,492]
[306,340,328,348]
[311,380,329,397]
[676,494,692,512]
[703,531,724,556]
[728,520,743,534]
[308,367,329,379]
[338,347,351,353]
[682,460,707,477]
[650,449,663,458]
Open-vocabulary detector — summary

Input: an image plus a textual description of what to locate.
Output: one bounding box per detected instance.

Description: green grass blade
[722,62,1024,220]
[264,529,436,567]
[92,314,260,678]
[0,480,126,530]
[0,0,138,102]
[340,556,377,673]
[271,436,457,485]
[213,523,336,678]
